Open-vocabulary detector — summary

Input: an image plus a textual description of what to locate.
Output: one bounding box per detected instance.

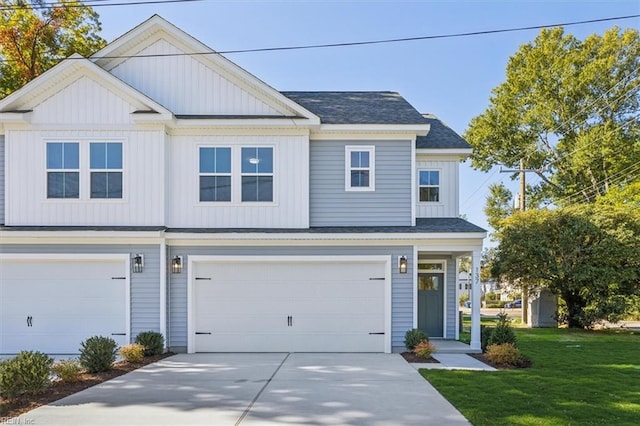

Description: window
[419,170,440,202]
[46,142,79,198]
[345,146,375,191]
[90,142,122,199]
[241,147,273,202]
[199,147,232,202]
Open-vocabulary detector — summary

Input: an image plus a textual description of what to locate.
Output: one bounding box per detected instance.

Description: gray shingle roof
[416,114,471,149]
[282,91,429,125]
[2,220,485,234]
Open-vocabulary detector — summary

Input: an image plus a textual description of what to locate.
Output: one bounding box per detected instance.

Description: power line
[0,0,205,10]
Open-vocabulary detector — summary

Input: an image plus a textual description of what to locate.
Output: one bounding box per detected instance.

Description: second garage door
[191,257,389,353]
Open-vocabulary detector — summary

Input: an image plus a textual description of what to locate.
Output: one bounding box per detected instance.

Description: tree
[484,183,514,233]
[0,0,106,97]
[466,27,640,205]
[494,205,640,328]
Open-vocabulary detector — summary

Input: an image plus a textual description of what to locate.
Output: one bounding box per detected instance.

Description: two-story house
[0,16,485,355]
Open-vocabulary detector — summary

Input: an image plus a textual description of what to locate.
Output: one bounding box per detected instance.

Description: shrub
[486,301,507,309]
[404,328,428,351]
[120,344,145,363]
[485,343,530,367]
[480,325,492,352]
[0,351,53,398]
[413,340,437,358]
[52,360,82,383]
[459,293,470,306]
[135,331,165,356]
[487,311,517,347]
[79,336,118,373]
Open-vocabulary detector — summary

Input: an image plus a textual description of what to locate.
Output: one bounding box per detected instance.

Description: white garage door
[0,256,129,354]
[192,257,389,353]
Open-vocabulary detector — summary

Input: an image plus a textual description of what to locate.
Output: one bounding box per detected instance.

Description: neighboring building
[0,16,485,354]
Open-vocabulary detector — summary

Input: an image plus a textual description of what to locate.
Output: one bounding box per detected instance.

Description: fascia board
[165,231,487,241]
[171,117,317,128]
[416,148,472,156]
[318,124,430,135]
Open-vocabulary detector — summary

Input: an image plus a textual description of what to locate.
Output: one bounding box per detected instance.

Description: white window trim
[89,142,124,200]
[418,169,441,203]
[241,146,275,203]
[198,146,232,203]
[45,142,80,200]
[345,145,375,192]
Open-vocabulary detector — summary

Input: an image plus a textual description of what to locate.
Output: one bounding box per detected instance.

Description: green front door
[418,272,444,338]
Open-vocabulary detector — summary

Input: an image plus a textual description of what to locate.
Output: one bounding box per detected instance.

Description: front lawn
[422,328,640,425]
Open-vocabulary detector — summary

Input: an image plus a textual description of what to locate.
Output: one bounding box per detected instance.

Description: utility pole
[500,159,533,325]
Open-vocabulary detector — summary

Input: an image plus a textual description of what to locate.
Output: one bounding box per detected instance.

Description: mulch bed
[468,352,533,369]
[0,353,173,419]
[400,351,439,363]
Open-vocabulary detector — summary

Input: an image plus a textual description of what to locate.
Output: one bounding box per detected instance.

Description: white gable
[109,38,281,116]
[31,75,137,125]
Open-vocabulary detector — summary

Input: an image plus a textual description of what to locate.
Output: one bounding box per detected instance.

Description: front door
[418,272,444,338]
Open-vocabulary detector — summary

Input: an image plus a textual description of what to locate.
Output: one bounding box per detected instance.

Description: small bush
[79,336,118,373]
[0,351,53,398]
[135,331,165,356]
[120,344,145,363]
[52,360,82,383]
[404,328,428,351]
[486,301,507,309]
[487,311,517,347]
[485,343,530,367]
[480,325,492,352]
[413,340,437,358]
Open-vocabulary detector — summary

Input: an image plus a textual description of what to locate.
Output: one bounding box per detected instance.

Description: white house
[0,16,485,354]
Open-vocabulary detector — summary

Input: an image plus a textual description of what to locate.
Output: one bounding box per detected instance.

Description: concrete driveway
[15,353,470,425]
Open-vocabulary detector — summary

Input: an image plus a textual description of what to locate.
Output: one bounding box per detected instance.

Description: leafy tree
[466,27,640,205]
[494,205,640,328]
[484,183,514,233]
[0,0,105,97]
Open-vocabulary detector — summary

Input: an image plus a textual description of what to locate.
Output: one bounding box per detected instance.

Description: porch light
[398,255,408,274]
[171,255,183,274]
[133,254,144,273]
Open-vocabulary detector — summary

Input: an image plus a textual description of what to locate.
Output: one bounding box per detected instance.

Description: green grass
[422,328,640,425]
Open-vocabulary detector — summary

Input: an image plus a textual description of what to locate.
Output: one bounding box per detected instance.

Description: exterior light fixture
[398,255,408,274]
[133,254,144,273]
[171,255,183,274]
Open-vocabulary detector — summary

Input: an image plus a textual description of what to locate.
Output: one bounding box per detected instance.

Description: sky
[94,0,640,245]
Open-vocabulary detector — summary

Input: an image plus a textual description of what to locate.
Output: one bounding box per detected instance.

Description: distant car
[464,301,472,308]
[505,299,522,308]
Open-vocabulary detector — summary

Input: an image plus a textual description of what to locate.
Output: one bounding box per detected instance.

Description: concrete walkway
[412,353,496,371]
[14,353,470,426]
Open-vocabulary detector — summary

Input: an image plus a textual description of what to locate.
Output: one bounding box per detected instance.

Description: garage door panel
[1,258,128,354]
[193,259,387,353]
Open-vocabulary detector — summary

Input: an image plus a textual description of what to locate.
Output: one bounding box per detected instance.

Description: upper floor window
[241,147,273,202]
[345,146,375,191]
[46,142,79,199]
[90,142,123,199]
[199,147,232,202]
[419,170,440,202]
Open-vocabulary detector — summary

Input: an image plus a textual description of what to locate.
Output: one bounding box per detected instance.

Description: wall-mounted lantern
[133,254,144,273]
[171,255,183,274]
[398,255,408,274]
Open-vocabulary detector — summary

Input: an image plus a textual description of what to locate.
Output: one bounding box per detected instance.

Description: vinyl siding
[0,244,161,340]
[310,140,412,226]
[5,129,165,226]
[415,157,460,218]
[167,246,413,352]
[109,39,282,116]
[0,135,4,225]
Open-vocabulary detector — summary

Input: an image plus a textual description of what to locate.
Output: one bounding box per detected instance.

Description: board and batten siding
[167,134,309,228]
[109,39,282,116]
[415,157,460,218]
[0,244,161,340]
[29,75,140,125]
[0,135,5,225]
[310,140,412,227]
[4,129,165,226]
[167,246,413,353]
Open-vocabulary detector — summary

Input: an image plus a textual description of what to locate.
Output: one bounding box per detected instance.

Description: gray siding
[0,244,161,341]
[0,135,4,225]
[167,246,413,353]
[309,140,412,226]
